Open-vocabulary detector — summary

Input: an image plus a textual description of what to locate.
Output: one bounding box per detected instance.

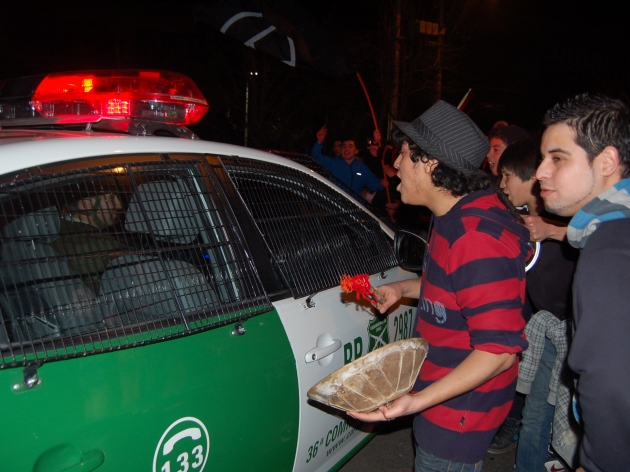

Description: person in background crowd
[483,126,533,456]
[332,139,343,157]
[364,128,402,218]
[492,120,509,129]
[485,124,529,178]
[537,93,630,472]
[348,101,530,472]
[497,136,580,471]
[310,126,384,197]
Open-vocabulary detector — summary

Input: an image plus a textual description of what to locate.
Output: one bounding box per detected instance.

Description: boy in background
[498,136,579,470]
[485,124,529,178]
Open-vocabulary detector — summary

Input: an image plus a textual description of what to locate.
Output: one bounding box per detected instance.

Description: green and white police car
[0,70,418,472]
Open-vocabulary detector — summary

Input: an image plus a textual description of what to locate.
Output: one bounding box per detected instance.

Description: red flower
[341,274,384,306]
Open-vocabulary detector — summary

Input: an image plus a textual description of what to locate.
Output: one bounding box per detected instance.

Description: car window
[266,150,398,232]
[0,156,270,367]
[221,158,398,298]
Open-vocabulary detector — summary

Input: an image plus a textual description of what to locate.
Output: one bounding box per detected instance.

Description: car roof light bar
[0,70,209,126]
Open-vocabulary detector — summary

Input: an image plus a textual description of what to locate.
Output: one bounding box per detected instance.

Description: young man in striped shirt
[349,101,531,471]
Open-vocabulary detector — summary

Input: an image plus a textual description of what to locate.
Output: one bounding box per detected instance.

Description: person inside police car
[348,101,530,472]
[49,192,127,295]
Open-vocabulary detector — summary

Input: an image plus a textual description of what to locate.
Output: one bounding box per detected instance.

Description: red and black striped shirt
[413,188,530,463]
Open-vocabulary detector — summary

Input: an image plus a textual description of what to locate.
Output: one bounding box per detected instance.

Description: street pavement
[340,416,516,472]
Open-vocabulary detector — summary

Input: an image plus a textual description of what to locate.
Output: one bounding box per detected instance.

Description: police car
[0,70,418,472]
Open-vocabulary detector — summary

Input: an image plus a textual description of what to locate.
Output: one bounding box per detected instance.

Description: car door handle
[305,338,342,364]
[33,444,105,472]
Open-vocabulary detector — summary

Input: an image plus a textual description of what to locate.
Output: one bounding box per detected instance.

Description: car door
[0,153,299,471]
[217,157,418,472]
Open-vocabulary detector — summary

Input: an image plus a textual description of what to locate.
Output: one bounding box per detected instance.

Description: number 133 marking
[161,445,204,472]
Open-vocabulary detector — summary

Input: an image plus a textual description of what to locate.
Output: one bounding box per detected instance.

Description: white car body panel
[275,266,417,472]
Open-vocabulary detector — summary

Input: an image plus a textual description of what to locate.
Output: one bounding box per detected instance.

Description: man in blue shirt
[310,126,384,196]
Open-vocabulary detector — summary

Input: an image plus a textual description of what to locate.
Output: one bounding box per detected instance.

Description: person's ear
[598,146,621,177]
[425,159,439,173]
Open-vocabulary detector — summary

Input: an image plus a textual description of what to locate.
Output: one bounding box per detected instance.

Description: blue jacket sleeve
[310,142,336,171]
[362,164,384,192]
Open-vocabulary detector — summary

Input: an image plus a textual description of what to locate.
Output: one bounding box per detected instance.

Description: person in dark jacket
[537,93,630,472]
[497,136,580,470]
[348,101,530,471]
[310,126,384,196]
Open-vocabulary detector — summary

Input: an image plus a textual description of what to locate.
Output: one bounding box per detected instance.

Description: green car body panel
[0,310,299,471]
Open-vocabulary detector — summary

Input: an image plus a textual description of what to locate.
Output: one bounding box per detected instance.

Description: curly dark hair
[543,93,630,178]
[392,128,523,221]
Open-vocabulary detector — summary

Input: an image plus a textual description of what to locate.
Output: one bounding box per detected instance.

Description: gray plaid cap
[394,100,490,174]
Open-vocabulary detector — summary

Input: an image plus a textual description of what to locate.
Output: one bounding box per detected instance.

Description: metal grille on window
[222,158,398,299]
[264,150,397,232]
[0,159,270,368]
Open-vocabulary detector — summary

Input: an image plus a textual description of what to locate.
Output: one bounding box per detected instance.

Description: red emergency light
[30,70,209,125]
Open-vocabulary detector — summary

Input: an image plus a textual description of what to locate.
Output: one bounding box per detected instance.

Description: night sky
[3,0,629,150]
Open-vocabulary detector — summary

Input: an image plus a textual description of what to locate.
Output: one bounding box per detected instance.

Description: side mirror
[394,229,428,272]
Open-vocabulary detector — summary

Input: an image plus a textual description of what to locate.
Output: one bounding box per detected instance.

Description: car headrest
[124,180,203,245]
[1,206,61,243]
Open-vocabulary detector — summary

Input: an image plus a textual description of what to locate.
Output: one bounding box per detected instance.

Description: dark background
[3,0,629,151]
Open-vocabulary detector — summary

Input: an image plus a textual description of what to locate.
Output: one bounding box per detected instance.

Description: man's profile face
[393,142,432,206]
[537,123,596,216]
[341,140,358,163]
[486,137,507,176]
